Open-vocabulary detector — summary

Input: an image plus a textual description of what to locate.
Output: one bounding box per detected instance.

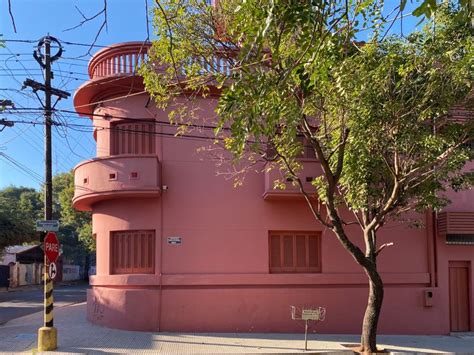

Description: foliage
[0,172,93,266]
[0,187,42,250]
[52,172,94,265]
[143,0,473,351]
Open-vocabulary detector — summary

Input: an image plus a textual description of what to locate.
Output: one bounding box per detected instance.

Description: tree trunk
[360,267,384,353]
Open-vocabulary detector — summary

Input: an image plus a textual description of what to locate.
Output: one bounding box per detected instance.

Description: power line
[4,106,225,133]
[0,152,44,184]
[1,39,39,43]
[1,39,109,48]
[6,107,223,132]
[4,118,227,143]
[0,68,88,76]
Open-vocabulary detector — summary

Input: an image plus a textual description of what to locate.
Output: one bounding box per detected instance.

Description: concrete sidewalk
[1,303,474,354]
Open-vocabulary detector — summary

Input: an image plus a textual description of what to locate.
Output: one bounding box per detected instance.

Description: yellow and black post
[38,234,57,351]
[44,267,54,327]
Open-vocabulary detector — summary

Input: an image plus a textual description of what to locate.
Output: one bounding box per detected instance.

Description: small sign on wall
[167,236,182,245]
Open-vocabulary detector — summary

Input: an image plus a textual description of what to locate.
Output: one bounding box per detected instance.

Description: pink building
[73,42,474,334]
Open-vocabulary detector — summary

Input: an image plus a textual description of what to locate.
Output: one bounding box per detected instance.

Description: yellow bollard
[38,326,57,351]
[37,262,57,351]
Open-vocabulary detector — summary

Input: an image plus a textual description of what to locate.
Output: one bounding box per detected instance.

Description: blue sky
[0,0,423,190]
[0,0,154,189]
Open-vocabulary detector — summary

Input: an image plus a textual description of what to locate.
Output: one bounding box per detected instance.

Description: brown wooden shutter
[269,232,321,273]
[270,234,281,269]
[111,122,155,155]
[111,230,155,274]
[308,235,319,268]
[296,235,306,267]
[283,235,294,268]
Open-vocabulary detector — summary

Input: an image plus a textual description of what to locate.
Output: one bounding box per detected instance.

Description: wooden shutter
[111,230,155,274]
[449,261,471,331]
[269,232,321,273]
[111,121,155,155]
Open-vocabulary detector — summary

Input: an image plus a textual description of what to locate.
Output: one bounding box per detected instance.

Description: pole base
[38,326,57,351]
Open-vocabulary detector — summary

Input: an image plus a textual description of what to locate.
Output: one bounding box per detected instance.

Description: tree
[143,1,473,352]
[0,173,93,274]
[52,172,94,267]
[0,187,41,250]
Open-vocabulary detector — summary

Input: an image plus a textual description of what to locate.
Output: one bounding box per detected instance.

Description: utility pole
[23,35,70,353]
[44,38,53,224]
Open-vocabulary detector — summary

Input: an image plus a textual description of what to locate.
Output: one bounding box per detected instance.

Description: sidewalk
[1,303,474,354]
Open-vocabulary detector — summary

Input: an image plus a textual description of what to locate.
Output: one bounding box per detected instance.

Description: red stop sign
[44,232,60,263]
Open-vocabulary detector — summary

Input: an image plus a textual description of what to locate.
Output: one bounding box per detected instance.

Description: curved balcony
[74,41,235,117]
[88,42,151,79]
[263,160,322,200]
[73,154,161,211]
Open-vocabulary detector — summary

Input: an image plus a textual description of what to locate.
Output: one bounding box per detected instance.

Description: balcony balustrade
[263,160,322,200]
[88,42,151,79]
[73,154,161,211]
[88,42,235,80]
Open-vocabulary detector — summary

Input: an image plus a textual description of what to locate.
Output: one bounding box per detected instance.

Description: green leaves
[143,0,473,228]
[412,0,438,18]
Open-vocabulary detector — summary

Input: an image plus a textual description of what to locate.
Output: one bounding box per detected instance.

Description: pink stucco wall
[74,43,474,335]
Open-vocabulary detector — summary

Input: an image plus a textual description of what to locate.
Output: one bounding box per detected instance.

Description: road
[0,282,88,325]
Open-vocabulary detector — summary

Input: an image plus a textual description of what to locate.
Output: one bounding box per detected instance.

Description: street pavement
[1,302,474,354]
[0,282,88,325]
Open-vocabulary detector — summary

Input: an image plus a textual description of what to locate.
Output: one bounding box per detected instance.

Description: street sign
[48,262,57,280]
[302,309,323,320]
[36,220,59,232]
[44,232,60,263]
[167,236,182,245]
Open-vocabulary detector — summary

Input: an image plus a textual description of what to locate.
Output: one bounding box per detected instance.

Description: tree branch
[375,242,394,257]
[64,0,108,58]
[278,154,333,229]
[8,0,17,33]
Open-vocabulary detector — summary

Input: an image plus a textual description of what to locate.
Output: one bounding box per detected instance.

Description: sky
[0,0,423,191]
[0,0,155,189]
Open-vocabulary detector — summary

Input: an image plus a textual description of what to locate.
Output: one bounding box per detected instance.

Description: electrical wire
[0,152,44,184]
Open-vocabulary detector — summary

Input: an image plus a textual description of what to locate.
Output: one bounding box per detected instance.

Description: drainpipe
[148,106,164,332]
[432,210,438,287]
[158,134,164,332]
[426,209,438,287]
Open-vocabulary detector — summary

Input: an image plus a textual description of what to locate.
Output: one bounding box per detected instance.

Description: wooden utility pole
[44,38,53,223]
[23,35,70,352]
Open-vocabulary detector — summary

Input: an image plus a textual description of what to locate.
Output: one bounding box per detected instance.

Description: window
[266,135,316,161]
[296,134,316,159]
[110,230,155,274]
[111,121,155,155]
[269,231,321,273]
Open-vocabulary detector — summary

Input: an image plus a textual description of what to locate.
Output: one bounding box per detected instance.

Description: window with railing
[110,121,155,155]
[269,231,321,273]
[110,230,155,274]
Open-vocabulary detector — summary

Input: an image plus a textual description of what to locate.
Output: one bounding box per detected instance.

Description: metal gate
[0,265,9,288]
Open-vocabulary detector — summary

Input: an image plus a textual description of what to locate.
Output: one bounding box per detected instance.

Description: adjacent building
[73,42,474,334]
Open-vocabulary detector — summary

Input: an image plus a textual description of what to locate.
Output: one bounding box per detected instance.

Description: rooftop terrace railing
[88,41,236,80]
[88,42,151,79]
